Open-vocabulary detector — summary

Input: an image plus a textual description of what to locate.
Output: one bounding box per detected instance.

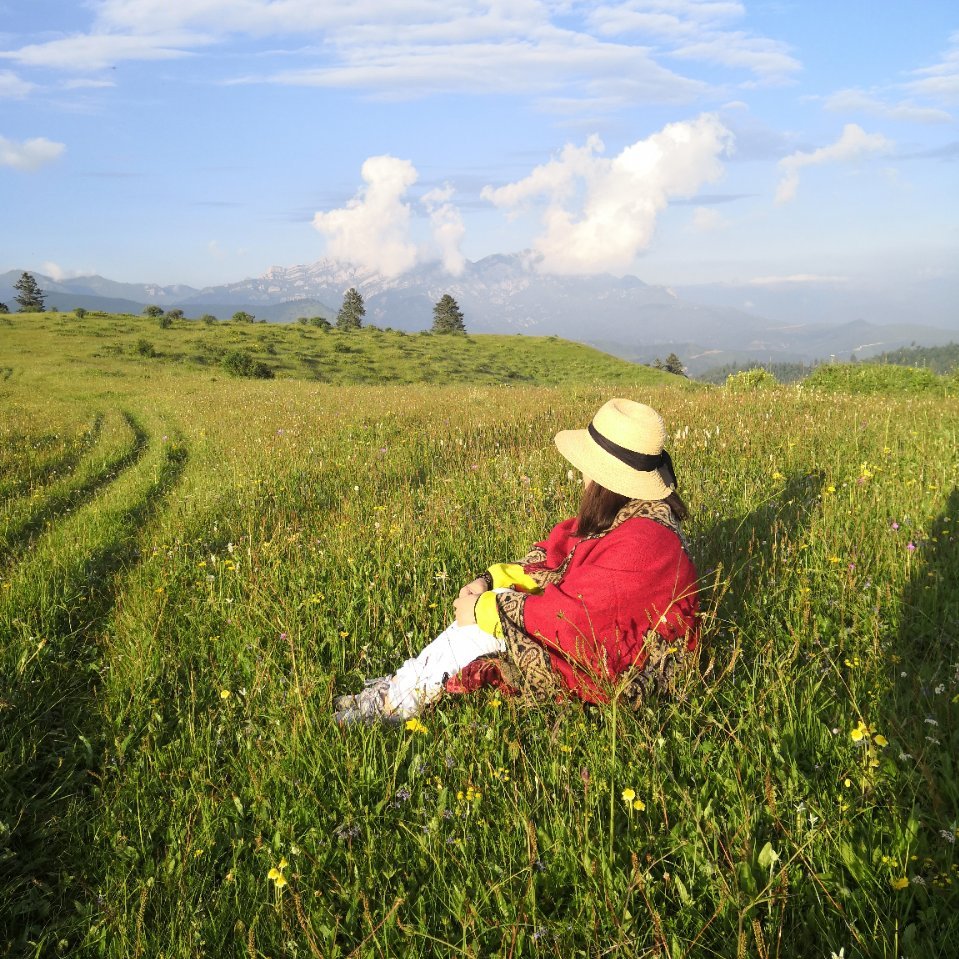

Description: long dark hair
[575,481,689,537]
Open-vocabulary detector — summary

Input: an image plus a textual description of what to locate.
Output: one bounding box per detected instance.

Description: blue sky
[1,1,957,290]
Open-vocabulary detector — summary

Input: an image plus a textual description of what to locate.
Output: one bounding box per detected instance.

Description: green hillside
[804,361,958,396]
[0,310,694,389]
[2,309,959,956]
[864,342,959,374]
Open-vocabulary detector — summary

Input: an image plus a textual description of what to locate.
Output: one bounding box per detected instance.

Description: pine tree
[0,303,9,314]
[336,288,365,330]
[663,353,686,376]
[14,272,45,312]
[431,293,466,334]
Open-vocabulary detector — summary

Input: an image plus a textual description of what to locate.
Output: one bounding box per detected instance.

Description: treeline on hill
[698,343,959,385]
[696,360,817,385]
[863,342,959,374]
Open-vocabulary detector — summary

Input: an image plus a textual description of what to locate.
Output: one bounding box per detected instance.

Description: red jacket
[519,515,699,701]
[449,504,700,704]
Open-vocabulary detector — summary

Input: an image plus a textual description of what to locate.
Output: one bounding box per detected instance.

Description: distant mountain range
[2,255,955,375]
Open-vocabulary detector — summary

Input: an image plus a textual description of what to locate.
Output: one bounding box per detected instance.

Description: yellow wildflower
[632,799,646,811]
[220,689,231,700]
[621,787,636,803]
[873,734,888,747]
[267,867,282,881]
[273,874,288,889]
[851,720,870,742]
[405,718,428,734]
[891,877,909,890]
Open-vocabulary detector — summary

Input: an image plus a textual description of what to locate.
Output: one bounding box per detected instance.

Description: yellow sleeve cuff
[487,563,542,593]
[474,591,504,639]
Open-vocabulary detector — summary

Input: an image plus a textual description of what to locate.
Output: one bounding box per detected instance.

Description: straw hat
[554,399,676,501]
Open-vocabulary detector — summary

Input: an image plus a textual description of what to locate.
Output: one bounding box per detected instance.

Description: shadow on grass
[0,429,188,953]
[693,469,825,663]
[881,485,959,956]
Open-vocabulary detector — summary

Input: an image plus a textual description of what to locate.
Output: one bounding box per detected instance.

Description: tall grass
[1,350,957,956]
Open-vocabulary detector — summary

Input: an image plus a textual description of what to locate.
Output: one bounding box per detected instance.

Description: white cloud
[312,155,418,278]
[41,261,67,281]
[0,69,34,97]
[671,34,798,83]
[0,31,203,71]
[0,134,66,171]
[745,274,848,286]
[587,1,799,84]
[64,78,117,90]
[692,206,724,232]
[422,186,466,276]
[775,124,892,204]
[905,30,959,104]
[0,0,795,105]
[254,35,706,106]
[822,88,952,124]
[482,113,733,274]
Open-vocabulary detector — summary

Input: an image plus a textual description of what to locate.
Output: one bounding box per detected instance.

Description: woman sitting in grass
[334,399,700,726]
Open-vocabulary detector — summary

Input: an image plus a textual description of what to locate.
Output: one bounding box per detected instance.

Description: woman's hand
[453,593,478,627]
[458,576,489,600]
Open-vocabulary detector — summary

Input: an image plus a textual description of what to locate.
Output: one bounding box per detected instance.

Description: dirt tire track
[0,411,149,570]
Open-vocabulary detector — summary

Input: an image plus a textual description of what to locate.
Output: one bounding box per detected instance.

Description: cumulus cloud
[312,155,418,277]
[482,113,733,274]
[422,185,466,276]
[822,88,951,124]
[775,124,892,204]
[0,134,66,171]
[41,261,68,281]
[0,69,34,98]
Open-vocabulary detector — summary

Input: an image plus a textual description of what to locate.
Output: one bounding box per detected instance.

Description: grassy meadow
[0,309,692,388]
[1,312,958,957]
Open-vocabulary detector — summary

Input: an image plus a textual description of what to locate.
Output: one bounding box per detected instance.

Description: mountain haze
[3,255,955,374]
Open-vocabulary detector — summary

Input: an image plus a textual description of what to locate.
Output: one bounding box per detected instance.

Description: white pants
[385,621,507,718]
